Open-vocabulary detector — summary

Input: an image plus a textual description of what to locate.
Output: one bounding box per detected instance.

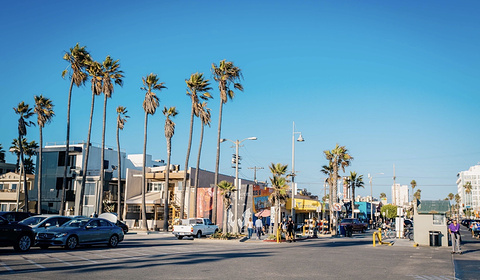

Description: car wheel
[108,235,119,248]
[65,236,78,250]
[14,235,32,252]
[39,245,50,250]
[196,231,202,238]
[177,236,183,240]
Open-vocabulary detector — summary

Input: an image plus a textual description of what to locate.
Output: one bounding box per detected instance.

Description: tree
[79,60,103,216]
[211,60,243,224]
[60,43,91,215]
[346,171,364,218]
[324,144,353,235]
[454,193,461,218]
[447,192,455,217]
[218,180,236,234]
[268,163,289,235]
[116,106,129,218]
[13,102,35,212]
[34,95,55,214]
[413,189,422,201]
[140,73,166,230]
[162,106,178,231]
[193,102,211,218]
[0,144,5,163]
[464,182,472,210]
[380,193,387,199]
[180,73,212,219]
[380,204,397,220]
[97,56,123,215]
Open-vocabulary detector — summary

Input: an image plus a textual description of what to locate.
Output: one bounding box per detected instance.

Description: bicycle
[381,227,395,239]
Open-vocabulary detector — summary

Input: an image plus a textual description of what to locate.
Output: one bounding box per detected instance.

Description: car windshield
[63,219,89,228]
[20,216,47,226]
[341,219,354,223]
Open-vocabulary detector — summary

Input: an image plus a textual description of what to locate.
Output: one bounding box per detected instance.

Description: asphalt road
[0,229,476,280]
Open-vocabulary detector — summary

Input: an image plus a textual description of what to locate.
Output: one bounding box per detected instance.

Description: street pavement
[0,229,477,279]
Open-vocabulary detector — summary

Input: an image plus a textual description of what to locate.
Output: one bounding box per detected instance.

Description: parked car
[35,217,124,249]
[115,220,128,234]
[339,218,368,233]
[19,215,72,235]
[0,216,35,252]
[98,213,128,234]
[173,218,218,239]
[0,211,35,223]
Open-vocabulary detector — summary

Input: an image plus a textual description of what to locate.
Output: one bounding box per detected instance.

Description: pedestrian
[448,220,462,254]
[312,217,318,238]
[255,217,263,240]
[287,216,296,242]
[246,217,254,239]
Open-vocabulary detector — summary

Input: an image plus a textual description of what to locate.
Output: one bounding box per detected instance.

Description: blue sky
[1,0,479,201]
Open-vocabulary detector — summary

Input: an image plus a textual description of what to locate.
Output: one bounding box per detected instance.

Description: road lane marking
[0,262,13,272]
[25,259,46,269]
[44,254,73,266]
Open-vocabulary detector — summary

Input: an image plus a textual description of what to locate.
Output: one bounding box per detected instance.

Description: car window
[99,220,111,227]
[87,220,101,228]
[65,220,88,228]
[4,213,15,222]
[58,218,71,226]
[20,216,46,226]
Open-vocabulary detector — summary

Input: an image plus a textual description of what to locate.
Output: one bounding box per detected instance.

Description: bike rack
[373,228,393,247]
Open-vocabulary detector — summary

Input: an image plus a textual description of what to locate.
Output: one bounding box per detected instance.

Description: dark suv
[0,211,35,223]
[0,216,34,251]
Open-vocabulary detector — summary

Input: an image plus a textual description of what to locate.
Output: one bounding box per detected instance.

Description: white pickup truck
[172,218,218,239]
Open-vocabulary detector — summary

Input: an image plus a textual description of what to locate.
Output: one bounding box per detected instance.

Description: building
[392,183,409,207]
[0,162,16,175]
[456,164,480,215]
[413,200,450,247]
[0,172,35,212]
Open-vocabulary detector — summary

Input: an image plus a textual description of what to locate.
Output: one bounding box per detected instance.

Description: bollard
[277,228,280,243]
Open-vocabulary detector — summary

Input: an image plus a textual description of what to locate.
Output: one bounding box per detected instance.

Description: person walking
[255,217,263,240]
[286,216,296,242]
[448,220,461,254]
[246,217,254,239]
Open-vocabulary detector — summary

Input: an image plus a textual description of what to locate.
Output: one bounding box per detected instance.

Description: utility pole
[248,166,263,183]
[393,164,396,206]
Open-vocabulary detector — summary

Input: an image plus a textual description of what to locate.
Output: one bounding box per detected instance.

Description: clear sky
[1,0,479,202]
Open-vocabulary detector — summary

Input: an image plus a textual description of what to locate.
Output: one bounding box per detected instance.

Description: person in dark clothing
[286,217,296,242]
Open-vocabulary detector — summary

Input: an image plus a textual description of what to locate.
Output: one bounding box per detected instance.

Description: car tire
[196,231,202,238]
[177,236,183,240]
[39,245,50,250]
[65,236,78,250]
[14,235,32,252]
[108,235,119,248]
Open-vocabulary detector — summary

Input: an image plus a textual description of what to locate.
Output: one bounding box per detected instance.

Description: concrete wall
[413,212,449,247]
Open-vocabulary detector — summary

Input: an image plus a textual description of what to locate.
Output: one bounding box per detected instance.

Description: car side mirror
[86,225,93,229]
[45,223,51,228]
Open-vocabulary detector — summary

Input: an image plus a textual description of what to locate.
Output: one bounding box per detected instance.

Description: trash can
[429,231,440,246]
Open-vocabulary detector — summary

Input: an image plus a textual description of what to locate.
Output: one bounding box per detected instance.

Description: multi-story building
[456,164,480,214]
[0,172,35,211]
[0,162,16,175]
[392,183,409,207]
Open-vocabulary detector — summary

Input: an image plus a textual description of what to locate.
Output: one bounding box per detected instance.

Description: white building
[456,164,480,214]
[392,184,409,207]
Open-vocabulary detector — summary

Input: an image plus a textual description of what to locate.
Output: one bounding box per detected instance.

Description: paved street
[0,230,477,280]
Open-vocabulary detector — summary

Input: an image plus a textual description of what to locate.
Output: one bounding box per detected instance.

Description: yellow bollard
[277,228,281,243]
[303,225,306,236]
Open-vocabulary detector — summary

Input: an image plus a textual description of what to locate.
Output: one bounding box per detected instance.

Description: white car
[172,218,218,239]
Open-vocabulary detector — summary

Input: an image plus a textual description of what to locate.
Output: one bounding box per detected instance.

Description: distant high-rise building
[456,164,480,214]
[392,184,409,206]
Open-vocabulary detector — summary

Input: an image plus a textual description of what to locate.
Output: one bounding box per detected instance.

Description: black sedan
[0,216,35,252]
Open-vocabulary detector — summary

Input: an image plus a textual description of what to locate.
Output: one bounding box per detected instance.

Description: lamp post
[220,137,257,234]
[368,173,383,228]
[291,121,304,223]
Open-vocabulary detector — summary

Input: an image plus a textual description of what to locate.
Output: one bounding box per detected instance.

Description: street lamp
[291,121,304,224]
[368,173,383,228]
[220,137,257,234]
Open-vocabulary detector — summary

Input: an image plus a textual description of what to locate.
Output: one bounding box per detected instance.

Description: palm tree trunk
[180,104,195,219]
[116,124,121,218]
[163,138,171,232]
[331,163,339,235]
[60,78,75,215]
[37,126,43,214]
[223,203,228,234]
[273,198,279,235]
[79,90,96,216]
[98,94,107,215]
[193,122,205,218]
[19,135,28,212]
[213,101,224,224]
[141,112,148,230]
[352,185,355,219]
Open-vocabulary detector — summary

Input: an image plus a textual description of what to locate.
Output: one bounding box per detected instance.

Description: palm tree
[413,189,422,201]
[0,144,5,163]
[218,180,236,234]
[454,193,461,218]
[180,73,212,219]
[346,171,364,218]
[268,163,289,235]
[140,73,166,230]
[116,106,129,218]
[448,192,455,217]
[380,193,387,199]
[79,60,103,216]
[34,95,55,214]
[193,102,211,218]
[97,56,123,215]
[10,138,28,172]
[60,43,91,215]
[464,182,472,210]
[211,60,243,224]
[324,144,353,235]
[162,106,178,231]
[13,102,35,212]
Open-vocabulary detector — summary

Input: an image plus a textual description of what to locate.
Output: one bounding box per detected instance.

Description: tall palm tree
[211,60,243,224]
[0,144,5,163]
[79,60,103,216]
[324,144,353,235]
[13,102,35,212]
[162,106,178,231]
[97,56,123,215]
[180,73,212,219]
[34,95,55,214]
[140,73,166,230]
[268,163,289,235]
[448,192,455,217]
[60,43,91,215]
[346,171,364,218]
[413,189,422,201]
[116,106,129,218]
[380,193,387,199]
[464,182,472,210]
[218,180,235,234]
[454,193,461,217]
[10,138,28,172]
[193,102,211,218]
[410,180,417,202]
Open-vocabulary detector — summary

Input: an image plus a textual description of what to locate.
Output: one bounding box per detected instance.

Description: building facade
[456,164,480,215]
[0,172,35,212]
[392,183,409,207]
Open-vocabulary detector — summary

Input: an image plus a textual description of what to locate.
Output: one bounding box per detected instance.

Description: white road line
[44,254,73,266]
[0,262,13,272]
[75,256,98,264]
[26,259,46,269]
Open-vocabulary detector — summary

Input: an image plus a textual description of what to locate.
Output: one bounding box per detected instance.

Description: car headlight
[55,233,68,238]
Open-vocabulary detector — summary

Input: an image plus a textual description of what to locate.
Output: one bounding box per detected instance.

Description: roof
[417,200,450,214]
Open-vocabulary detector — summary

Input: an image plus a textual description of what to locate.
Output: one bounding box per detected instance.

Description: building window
[128,205,140,213]
[11,184,17,191]
[147,182,163,192]
[433,214,444,225]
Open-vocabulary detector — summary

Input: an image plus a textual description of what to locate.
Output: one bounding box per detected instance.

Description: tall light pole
[291,121,304,223]
[368,172,383,228]
[220,137,257,234]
